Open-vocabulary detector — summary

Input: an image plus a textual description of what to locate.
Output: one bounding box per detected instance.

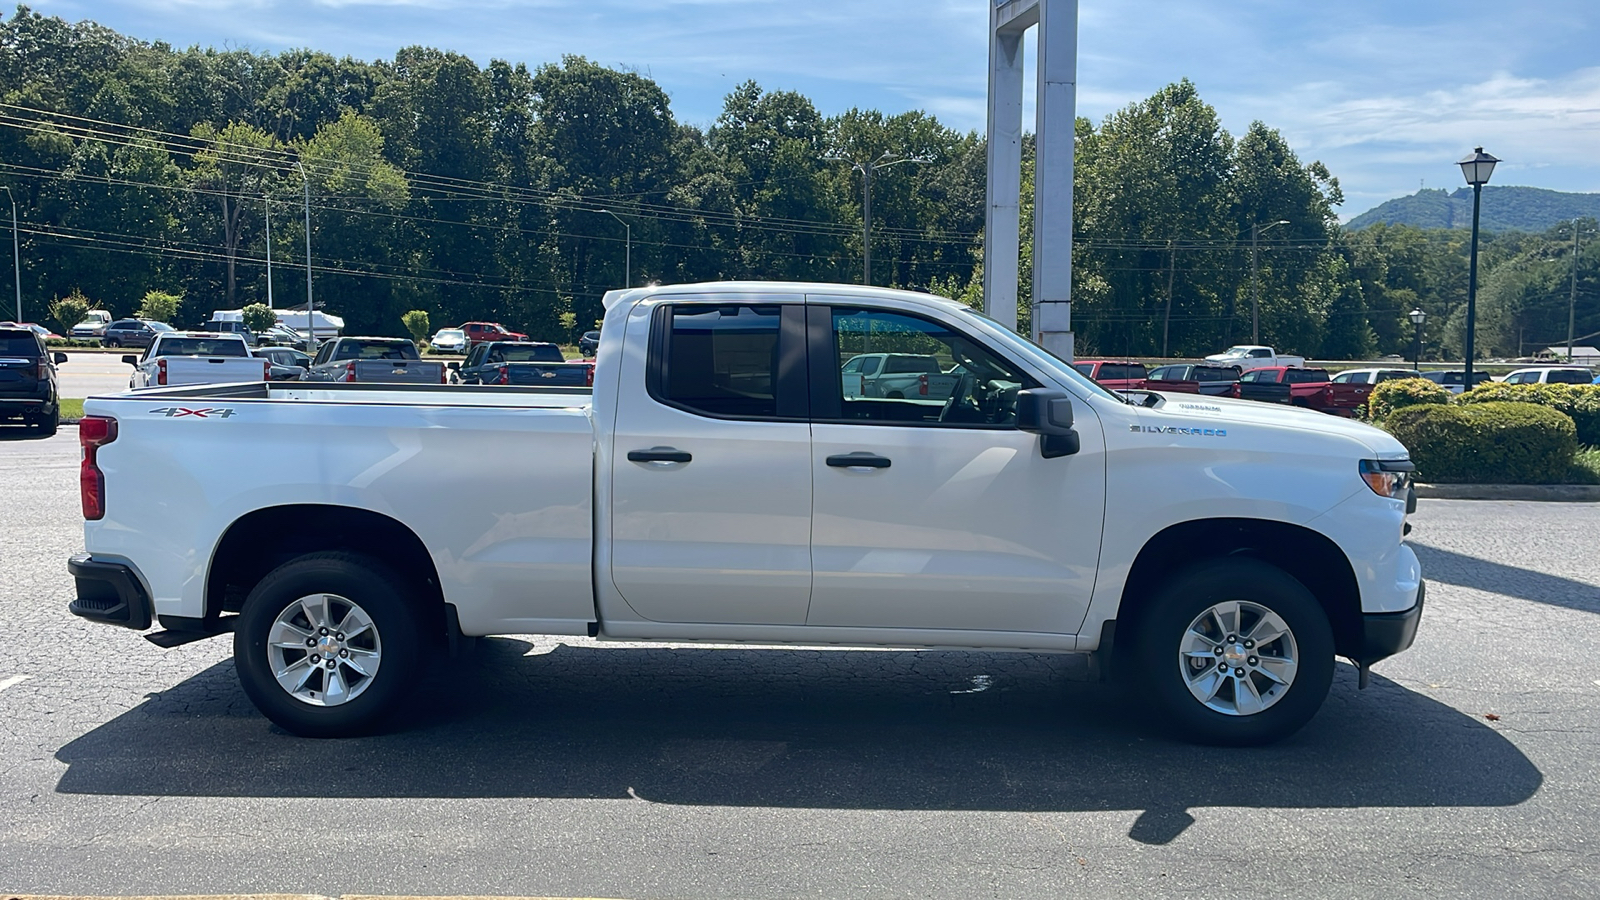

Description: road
[56,351,135,397]
[1,429,1597,898]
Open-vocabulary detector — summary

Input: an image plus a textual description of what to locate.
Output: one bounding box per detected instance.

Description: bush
[1386,401,1577,484]
[241,302,278,333]
[401,309,430,346]
[136,290,181,323]
[1367,377,1450,421]
[1456,382,1600,447]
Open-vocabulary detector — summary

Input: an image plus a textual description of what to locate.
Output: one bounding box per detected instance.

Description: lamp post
[1457,146,1499,388]
[0,186,19,323]
[600,209,631,288]
[825,151,931,285]
[1409,307,1427,370]
[1250,219,1290,343]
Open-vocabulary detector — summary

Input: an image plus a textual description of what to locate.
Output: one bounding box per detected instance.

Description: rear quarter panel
[83,395,597,636]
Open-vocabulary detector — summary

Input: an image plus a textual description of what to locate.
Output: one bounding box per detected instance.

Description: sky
[33,0,1600,218]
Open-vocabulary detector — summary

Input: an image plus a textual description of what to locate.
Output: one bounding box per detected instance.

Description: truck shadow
[1412,542,1600,615]
[54,639,1539,845]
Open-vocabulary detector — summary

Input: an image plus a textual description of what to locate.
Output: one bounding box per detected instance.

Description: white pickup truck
[68,282,1424,745]
[124,332,269,389]
[1204,345,1307,372]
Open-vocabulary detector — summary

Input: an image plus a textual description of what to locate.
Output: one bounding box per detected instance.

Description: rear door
[806,301,1106,636]
[608,296,814,625]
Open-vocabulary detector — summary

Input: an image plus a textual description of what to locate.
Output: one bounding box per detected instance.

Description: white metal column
[985,0,1076,361]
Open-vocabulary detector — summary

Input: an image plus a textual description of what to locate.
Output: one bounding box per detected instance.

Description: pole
[1251,224,1261,344]
[862,164,873,285]
[1,187,18,322]
[1569,222,1581,362]
[601,210,631,287]
[1413,320,1422,370]
[298,162,315,349]
[1464,183,1482,388]
[1162,239,1175,356]
[264,196,274,310]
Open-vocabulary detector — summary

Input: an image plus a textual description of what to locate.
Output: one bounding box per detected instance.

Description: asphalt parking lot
[1,429,1597,898]
[54,351,135,397]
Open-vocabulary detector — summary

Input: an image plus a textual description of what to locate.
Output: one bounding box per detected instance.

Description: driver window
[829,307,1036,427]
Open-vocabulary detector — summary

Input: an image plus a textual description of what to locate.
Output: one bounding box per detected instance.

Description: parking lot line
[0,673,31,692]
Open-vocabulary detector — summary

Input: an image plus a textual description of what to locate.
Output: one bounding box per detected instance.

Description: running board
[145,615,236,648]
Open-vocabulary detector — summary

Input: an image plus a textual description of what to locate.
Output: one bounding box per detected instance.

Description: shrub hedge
[1455,383,1600,447]
[1385,401,1577,484]
[1367,377,1450,421]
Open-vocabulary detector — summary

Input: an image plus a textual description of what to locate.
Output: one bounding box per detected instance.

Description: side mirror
[121,355,138,366]
[447,361,460,370]
[53,352,68,364]
[1016,388,1081,458]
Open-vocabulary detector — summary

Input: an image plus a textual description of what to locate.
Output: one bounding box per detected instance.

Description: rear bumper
[1354,579,1425,665]
[67,554,153,630]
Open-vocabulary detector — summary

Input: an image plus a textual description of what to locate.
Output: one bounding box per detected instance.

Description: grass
[59,398,84,421]
[1568,447,1600,485]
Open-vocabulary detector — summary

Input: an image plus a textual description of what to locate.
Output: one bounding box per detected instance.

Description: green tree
[240,302,277,333]
[400,309,430,346]
[136,290,181,322]
[49,289,91,334]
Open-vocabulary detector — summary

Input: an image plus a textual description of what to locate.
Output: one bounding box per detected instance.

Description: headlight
[1360,459,1414,499]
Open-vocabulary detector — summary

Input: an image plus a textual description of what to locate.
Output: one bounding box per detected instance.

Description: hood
[1137,390,1409,459]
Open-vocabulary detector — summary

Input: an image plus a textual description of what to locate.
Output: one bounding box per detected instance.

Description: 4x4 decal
[149,407,237,418]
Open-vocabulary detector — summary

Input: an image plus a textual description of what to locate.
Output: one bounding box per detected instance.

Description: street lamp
[294,160,316,350]
[1567,219,1596,362]
[825,151,931,285]
[0,186,19,323]
[600,209,631,288]
[1457,146,1499,387]
[1250,219,1290,343]
[1408,307,1427,370]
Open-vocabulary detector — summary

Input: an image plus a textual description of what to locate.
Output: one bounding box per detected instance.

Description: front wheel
[234,552,426,737]
[1129,558,1333,746]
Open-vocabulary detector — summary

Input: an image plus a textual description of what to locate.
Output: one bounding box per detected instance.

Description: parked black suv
[0,328,66,435]
[103,318,174,349]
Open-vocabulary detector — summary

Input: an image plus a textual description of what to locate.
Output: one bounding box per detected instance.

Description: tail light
[262,360,271,381]
[156,358,167,386]
[344,362,357,383]
[586,364,595,387]
[80,416,118,520]
[36,358,49,379]
[439,365,447,384]
[918,374,929,396]
[497,365,509,385]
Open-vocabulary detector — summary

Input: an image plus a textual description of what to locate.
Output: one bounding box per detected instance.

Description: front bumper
[67,554,153,630]
[1353,579,1425,666]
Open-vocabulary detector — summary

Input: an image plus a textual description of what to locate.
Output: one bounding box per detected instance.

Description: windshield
[953,307,1126,403]
[149,322,174,332]
[335,340,421,361]
[436,330,464,338]
[491,344,563,363]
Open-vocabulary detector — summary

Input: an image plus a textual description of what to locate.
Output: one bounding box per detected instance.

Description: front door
[806,304,1106,636]
[608,298,814,625]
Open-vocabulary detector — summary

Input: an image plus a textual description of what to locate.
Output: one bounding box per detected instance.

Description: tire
[105,338,120,348]
[1128,558,1333,746]
[886,390,905,399]
[37,408,58,437]
[234,552,427,737]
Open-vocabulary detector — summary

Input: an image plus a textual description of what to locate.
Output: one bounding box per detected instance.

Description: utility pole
[264,195,274,310]
[1570,220,1593,362]
[0,186,19,323]
[296,161,315,349]
[1162,239,1176,356]
[601,209,631,288]
[1250,220,1289,344]
[825,151,930,285]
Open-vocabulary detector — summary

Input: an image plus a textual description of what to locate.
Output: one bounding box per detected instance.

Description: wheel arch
[1116,517,1364,660]
[206,504,446,632]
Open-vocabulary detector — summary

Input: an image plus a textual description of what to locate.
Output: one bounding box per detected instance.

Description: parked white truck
[1205,345,1306,372]
[68,282,1423,745]
[124,332,269,389]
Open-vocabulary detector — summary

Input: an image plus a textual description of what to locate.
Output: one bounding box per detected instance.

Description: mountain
[1345,186,1600,232]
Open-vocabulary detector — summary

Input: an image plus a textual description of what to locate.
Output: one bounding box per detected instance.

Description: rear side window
[0,333,42,356]
[655,305,785,418]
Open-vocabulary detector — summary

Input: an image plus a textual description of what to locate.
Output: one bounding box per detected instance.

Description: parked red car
[460,321,528,347]
[1072,359,1148,391]
[1235,366,1373,416]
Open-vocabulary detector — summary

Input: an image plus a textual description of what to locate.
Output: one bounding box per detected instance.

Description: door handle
[628,447,692,464]
[826,452,891,469]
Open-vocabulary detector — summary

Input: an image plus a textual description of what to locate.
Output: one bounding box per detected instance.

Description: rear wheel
[36,407,58,437]
[1129,558,1333,746]
[234,552,426,737]
[105,338,121,348]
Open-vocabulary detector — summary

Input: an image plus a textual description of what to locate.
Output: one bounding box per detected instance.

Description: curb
[1415,482,1600,502]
